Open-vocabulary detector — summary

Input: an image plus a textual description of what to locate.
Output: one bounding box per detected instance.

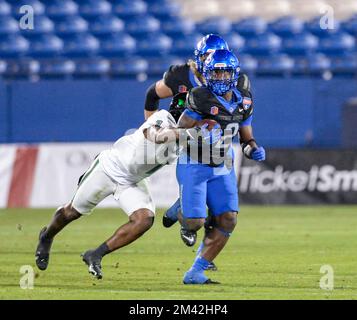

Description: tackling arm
[144,80,173,120]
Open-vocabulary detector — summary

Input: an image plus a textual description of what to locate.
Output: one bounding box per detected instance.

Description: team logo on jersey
[210,106,219,115]
[242,97,252,110]
[178,85,187,93]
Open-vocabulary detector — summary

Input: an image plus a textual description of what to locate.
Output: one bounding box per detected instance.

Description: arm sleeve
[144,83,160,111]
[163,65,179,94]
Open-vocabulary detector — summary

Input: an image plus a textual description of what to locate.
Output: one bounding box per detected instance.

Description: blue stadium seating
[0,16,19,36]
[110,57,148,76]
[73,58,110,77]
[54,16,88,37]
[257,54,295,76]
[21,15,54,38]
[343,15,357,36]
[125,15,160,38]
[89,15,124,36]
[306,16,341,37]
[11,0,45,18]
[161,17,195,36]
[147,0,180,19]
[269,16,304,38]
[223,33,245,53]
[282,32,319,56]
[196,16,232,36]
[29,34,63,57]
[146,56,185,75]
[136,32,172,57]
[99,33,136,57]
[233,17,267,36]
[169,32,203,57]
[62,33,99,57]
[0,0,11,16]
[112,0,147,19]
[45,0,78,20]
[0,34,29,57]
[78,0,112,20]
[0,1,354,77]
[38,58,75,77]
[245,32,282,56]
[318,32,356,55]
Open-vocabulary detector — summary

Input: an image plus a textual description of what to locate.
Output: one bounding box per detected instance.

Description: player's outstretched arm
[144,80,173,120]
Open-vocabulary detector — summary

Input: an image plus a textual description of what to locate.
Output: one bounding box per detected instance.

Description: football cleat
[35,227,53,271]
[81,250,103,280]
[180,227,197,247]
[162,199,180,228]
[183,269,220,285]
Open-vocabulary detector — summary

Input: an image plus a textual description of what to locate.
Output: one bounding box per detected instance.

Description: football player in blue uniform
[167,49,266,284]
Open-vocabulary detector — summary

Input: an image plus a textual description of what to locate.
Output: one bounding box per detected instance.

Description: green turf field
[0,206,357,300]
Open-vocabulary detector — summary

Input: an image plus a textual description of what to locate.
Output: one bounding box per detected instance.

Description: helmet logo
[214,63,227,68]
[210,106,219,115]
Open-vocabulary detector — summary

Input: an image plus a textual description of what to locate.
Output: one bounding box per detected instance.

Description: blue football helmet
[194,34,229,74]
[203,49,240,96]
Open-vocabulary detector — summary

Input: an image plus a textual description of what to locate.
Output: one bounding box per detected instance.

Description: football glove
[200,123,222,145]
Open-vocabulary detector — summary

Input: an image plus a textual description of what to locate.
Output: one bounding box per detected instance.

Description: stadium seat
[144,56,185,75]
[112,0,147,19]
[282,32,319,56]
[329,53,357,75]
[161,17,195,36]
[244,32,282,56]
[223,33,245,54]
[0,59,6,75]
[318,32,356,55]
[257,54,295,76]
[3,58,39,78]
[110,57,148,76]
[306,53,331,75]
[45,0,78,20]
[0,34,29,58]
[62,33,99,57]
[147,0,180,19]
[306,16,341,37]
[238,54,258,74]
[136,32,172,57]
[269,16,304,38]
[21,15,54,38]
[125,15,160,38]
[78,0,112,20]
[29,34,63,58]
[11,0,45,18]
[89,15,124,36]
[99,33,136,57]
[232,17,267,37]
[343,15,357,36]
[55,16,88,37]
[169,32,203,57]
[73,58,110,77]
[38,58,75,78]
[0,0,11,16]
[0,16,19,36]
[196,16,232,36]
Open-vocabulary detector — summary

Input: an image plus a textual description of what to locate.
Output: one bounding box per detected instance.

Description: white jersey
[99,110,179,185]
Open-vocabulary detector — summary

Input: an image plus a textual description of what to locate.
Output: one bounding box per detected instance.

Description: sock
[92,242,111,258]
[191,255,210,273]
[196,241,204,257]
[166,198,181,220]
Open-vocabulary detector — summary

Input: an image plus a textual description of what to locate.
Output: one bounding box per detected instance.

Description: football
[197,118,219,131]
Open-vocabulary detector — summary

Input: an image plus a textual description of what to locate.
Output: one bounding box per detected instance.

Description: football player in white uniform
[34,94,213,279]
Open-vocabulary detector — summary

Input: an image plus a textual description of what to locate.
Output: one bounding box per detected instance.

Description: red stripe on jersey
[7,146,39,208]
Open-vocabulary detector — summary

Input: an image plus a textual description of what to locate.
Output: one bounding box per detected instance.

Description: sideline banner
[239,149,357,204]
